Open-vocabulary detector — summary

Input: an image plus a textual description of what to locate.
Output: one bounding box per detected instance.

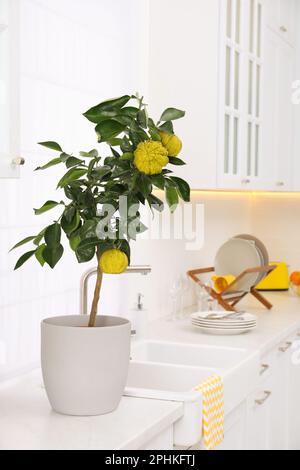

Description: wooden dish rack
[187,265,276,312]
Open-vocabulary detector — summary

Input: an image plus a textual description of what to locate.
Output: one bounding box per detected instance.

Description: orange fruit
[290,272,300,286]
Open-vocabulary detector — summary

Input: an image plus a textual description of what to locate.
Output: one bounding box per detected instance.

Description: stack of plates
[190,311,257,335]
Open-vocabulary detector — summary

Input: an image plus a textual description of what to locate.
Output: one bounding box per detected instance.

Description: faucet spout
[80,265,152,315]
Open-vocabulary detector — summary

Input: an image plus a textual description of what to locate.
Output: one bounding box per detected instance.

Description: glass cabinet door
[218,0,264,190]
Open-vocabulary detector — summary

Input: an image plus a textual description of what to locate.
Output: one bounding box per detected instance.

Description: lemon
[100,249,129,274]
[159,132,182,157]
[134,141,169,175]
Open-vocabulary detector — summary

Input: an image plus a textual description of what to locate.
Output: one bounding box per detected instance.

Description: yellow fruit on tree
[100,249,129,274]
[134,141,169,175]
[159,131,183,157]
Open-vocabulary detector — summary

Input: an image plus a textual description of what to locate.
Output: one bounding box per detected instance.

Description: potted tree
[11,94,190,416]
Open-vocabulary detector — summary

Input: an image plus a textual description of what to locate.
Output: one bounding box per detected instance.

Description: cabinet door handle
[255,391,272,406]
[280,25,288,33]
[12,157,25,166]
[276,181,285,187]
[260,364,270,376]
[279,342,292,353]
[241,178,251,184]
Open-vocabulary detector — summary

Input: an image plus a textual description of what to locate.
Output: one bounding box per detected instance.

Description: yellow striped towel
[194,374,224,450]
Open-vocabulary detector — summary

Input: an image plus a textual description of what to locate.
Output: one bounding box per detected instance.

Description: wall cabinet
[149,0,298,192]
[0,0,20,178]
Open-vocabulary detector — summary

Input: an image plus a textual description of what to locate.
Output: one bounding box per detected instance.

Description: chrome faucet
[80,265,152,315]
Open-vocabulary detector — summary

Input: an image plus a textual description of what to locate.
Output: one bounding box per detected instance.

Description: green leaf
[66,157,85,169]
[45,223,61,248]
[35,158,62,171]
[118,106,139,117]
[34,200,62,215]
[120,137,134,153]
[160,108,185,122]
[38,141,63,152]
[158,121,174,134]
[168,157,186,166]
[57,168,87,188]
[76,244,96,263]
[78,219,97,240]
[83,95,131,123]
[120,152,134,161]
[94,165,112,179]
[69,234,81,251]
[147,194,164,212]
[107,138,123,147]
[151,174,165,190]
[95,120,125,143]
[77,237,100,250]
[137,109,148,128]
[169,176,190,202]
[35,244,46,267]
[61,209,81,235]
[43,244,64,269]
[165,186,179,213]
[80,149,99,158]
[60,152,71,162]
[14,250,36,270]
[10,236,36,252]
[33,229,46,246]
[117,239,131,264]
[138,175,152,198]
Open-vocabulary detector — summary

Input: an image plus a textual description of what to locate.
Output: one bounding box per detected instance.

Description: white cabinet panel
[0,0,20,178]
[265,0,296,46]
[261,28,294,191]
[148,0,220,190]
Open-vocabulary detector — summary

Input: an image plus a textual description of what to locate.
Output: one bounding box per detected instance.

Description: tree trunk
[88,248,103,328]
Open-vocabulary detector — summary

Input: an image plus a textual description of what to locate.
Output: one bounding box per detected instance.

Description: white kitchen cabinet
[0,0,20,178]
[265,0,296,47]
[261,27,294,191]
[148,0,297,192]
[148,0,220,190]
[288,332,300,450]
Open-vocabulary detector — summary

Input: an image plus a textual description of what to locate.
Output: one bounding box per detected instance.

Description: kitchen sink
[124,340,260,447]
[130,340,250,371]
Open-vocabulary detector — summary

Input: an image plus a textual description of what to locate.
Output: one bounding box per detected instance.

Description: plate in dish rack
[214,238,262,291]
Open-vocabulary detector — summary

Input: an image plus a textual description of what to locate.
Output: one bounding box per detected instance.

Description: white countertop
[1,291,300,450]
[0,370,183,450]
[147,292,300,357]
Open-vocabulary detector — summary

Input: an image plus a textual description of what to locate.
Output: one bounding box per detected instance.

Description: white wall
[0,0,148,380]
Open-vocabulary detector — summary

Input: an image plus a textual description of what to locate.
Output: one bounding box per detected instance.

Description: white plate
[234,234,269,284]
[214,238,262,292]
[191,321,256,329]
[191,311,257,322]
[191,321,257,328]
[191,323,257,336]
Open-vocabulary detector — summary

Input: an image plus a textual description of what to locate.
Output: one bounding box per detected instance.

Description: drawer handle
[255,391,272,406]
[260,364,270,376]
[279,342,292,353]
[280,25,288,33]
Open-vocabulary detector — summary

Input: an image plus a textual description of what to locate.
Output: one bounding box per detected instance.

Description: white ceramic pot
[41,315,131,416]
